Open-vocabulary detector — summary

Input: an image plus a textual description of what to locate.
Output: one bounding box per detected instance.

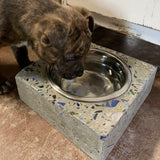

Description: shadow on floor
[0,64,20,79]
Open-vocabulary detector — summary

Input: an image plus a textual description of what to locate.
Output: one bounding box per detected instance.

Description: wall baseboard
[92,12,160,45]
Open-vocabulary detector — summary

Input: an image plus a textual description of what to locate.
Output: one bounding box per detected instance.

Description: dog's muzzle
[62,68,84,79]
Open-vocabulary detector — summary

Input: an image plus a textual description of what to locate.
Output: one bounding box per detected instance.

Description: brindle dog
[0,0,94,94]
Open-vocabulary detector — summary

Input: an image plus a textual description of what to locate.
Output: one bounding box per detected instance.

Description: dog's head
[32,6,94,79]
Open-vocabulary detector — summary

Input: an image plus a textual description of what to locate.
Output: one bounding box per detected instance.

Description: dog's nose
[75,69,84,77]
[62,73,75,79]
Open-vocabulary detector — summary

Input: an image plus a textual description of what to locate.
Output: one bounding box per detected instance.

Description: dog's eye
[41,34,51,47]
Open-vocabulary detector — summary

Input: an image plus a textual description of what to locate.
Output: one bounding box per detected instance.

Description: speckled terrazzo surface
[15,44,157,160]
[17,44,156,135]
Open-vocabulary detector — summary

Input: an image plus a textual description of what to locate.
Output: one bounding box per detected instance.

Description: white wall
[65,0,160,31]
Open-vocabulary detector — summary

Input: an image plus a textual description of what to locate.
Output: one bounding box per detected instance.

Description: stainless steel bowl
[47,49,131,102]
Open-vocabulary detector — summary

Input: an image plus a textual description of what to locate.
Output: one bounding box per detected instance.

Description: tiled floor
[0,27,160,160]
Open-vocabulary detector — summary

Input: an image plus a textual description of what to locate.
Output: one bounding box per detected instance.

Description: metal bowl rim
[47,48,132,102]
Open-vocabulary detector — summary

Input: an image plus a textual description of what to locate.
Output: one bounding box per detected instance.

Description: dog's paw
[0,80,15,95]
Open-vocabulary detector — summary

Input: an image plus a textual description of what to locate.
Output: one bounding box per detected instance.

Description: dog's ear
[38,18,69,49]
[74,7,94,33]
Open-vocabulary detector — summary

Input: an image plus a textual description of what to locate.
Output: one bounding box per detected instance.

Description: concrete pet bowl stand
[15,43,157,160]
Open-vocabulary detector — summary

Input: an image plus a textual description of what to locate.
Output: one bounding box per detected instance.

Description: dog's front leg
[11,45,31,69]
[0,46,32,94]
